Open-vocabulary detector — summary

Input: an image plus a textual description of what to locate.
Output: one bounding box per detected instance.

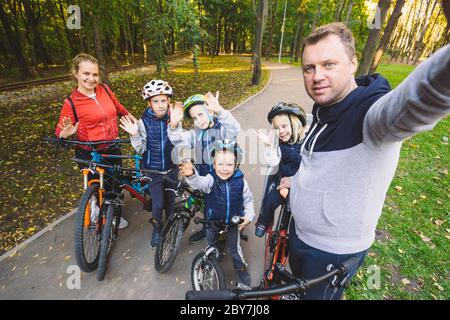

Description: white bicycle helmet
[142,79,173,100]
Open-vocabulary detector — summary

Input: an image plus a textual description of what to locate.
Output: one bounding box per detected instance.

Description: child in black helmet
[179,139,255,289]
[255,102,308,237]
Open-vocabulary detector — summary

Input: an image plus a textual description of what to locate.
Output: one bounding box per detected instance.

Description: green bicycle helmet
[183,94,208,119]
[209,139,244,168]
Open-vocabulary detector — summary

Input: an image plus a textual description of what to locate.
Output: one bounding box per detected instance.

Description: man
[279,4,450,299]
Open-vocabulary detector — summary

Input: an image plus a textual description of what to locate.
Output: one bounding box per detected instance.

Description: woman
[55,53,135,228]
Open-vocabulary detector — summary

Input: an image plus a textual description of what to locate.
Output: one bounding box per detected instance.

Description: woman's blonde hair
[71,53,99,74]
[272,114,306,144]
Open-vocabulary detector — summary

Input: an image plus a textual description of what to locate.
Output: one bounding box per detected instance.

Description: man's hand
[119,115,139,136]
[179,159,195,177]
[205,91,223,115]
[277,177,291,190]
[169,101,184,129]
[58,116,78,138]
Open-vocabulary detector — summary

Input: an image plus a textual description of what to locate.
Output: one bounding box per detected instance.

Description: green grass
[0,55,269,255]
[375,64,416,88]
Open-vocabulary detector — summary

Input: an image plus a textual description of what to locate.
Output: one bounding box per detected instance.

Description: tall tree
[0,2,31,79]
[252,0,267,85]
[369,0,405,73]
[356,0,391,76]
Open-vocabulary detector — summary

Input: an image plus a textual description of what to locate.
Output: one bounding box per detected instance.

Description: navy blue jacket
[204,170,244,224]
[141,108,174,171]
[279,142,302,177]
[195,119,223,176]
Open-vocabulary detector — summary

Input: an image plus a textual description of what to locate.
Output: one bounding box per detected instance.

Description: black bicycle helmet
[267,102,307,126]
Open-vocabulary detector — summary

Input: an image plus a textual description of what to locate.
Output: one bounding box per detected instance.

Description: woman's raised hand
[58,116,78,138]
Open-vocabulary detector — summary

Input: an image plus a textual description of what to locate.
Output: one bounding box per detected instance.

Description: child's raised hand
[279,188,289,199]
[205,91,223,115]
[119,115,139,137]
[179,159,195,177]
[169,101,184,128]
[256,130,272,147]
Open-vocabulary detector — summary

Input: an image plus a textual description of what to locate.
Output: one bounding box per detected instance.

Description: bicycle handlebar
[185,256,360,300]
[43,137,130,147]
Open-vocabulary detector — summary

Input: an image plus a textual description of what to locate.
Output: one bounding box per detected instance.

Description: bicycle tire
[191,252,225,291]
[155,215,185,273]
[97,204,114,281]
[74,184,102,272]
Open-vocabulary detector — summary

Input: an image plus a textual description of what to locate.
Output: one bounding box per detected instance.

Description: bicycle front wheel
[97,204,114,281]
[155,214,186,273]
[191,252,225,291]
[74,183,102,272]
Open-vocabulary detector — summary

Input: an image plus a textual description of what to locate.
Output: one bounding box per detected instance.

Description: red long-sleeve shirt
[55,84,129,149]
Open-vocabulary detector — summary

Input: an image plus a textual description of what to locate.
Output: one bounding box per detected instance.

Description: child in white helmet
[120,79,180,248]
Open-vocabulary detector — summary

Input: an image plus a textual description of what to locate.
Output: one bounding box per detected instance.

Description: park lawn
[0,55,269,255]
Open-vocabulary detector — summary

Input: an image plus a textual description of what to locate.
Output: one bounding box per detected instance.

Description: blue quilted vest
[194,119,224,176]
[204,169,245,224]
[141,108,174,171]
[279,142,302,177]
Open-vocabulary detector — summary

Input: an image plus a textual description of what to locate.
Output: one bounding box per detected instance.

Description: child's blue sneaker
[255,224,266,238]
[151,229,161,249]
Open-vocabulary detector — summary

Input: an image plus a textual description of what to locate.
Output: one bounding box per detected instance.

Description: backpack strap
[66,96,78,123]
[99,83,119,115]
[99,83,113,100]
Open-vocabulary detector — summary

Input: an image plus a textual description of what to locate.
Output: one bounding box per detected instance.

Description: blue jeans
[288,220,367,300]
[146,167,178,228]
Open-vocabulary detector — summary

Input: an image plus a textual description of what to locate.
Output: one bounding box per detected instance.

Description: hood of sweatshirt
[302,74,391,156]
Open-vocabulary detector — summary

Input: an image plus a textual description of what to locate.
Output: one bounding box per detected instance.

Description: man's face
[189,104,211,129]
[213,150,236,180]
[149,94,169,118]
[302,35,357,106]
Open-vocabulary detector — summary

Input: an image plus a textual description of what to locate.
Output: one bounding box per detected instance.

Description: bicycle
[185,256,360,300]
[190,216,248,291]
[262,192,292,299]
[43,137,161,280]
[154,176,205,273]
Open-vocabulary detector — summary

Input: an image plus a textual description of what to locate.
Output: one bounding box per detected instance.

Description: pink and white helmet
[142,79,172,100]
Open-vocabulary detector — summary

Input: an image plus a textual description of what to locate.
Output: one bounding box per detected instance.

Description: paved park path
[0,60,313,299]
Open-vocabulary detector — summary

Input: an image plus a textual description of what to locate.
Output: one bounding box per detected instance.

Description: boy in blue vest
[179,139,255,289]
[120,79,179,248]
[168,93,241,243]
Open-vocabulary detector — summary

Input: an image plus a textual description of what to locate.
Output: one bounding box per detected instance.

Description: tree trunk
[412,0,438,64]
[0,3,32,79]
[334,0,345,22]
[311,0,323,31]
[252,0,267,85]
[22,0,52,66]
[356,0,391,77]
[293,11,306,62]
[265,0,278,59]
[369,0,405,73]
[344,0,355,25]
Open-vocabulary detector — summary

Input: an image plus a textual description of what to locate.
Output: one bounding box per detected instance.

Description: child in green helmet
[168,92,241,243]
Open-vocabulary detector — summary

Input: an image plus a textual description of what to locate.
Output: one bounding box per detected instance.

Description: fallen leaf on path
[401,278,411,286]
